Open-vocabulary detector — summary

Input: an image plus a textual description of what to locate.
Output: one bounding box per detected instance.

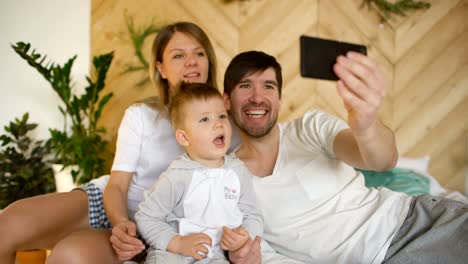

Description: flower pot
[16,249,47,264]
[52,164,78,192]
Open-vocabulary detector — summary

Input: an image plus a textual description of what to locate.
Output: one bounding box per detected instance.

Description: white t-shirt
[252,110,412,264]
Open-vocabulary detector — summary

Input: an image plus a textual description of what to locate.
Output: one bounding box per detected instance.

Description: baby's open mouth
[213,134,224,145]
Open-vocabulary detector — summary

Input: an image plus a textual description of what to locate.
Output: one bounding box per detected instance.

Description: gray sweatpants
[383,194,468,264]
[144,249,229,264]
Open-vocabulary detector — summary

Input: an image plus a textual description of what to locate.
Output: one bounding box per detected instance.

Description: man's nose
[248,86,263,103]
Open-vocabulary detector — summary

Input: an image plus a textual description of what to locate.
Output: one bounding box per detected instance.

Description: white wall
[0,0,90,140]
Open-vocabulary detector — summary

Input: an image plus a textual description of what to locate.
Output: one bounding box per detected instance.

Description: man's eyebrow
[265,80,278,86]
[237,79,278,86]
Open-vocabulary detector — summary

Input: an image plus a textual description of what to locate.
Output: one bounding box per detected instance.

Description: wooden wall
[91,0,468,192]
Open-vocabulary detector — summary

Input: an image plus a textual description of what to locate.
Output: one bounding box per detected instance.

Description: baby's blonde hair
[169,82,223,129]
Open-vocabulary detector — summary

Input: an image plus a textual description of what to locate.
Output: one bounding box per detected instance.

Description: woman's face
[156,32,210,91]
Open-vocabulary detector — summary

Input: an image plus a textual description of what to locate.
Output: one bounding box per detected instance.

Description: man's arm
[332,52,398,171]
[228,236,262,264]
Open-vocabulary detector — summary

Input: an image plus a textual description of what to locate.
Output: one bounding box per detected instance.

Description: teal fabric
[358,168,430,196]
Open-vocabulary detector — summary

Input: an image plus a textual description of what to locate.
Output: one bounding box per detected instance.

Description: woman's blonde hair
[144,21,217,109]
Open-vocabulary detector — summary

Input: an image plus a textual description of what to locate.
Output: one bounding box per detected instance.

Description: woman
[0,21,218,263]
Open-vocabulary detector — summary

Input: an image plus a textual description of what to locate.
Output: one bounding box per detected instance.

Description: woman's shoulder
[126,97,168,120]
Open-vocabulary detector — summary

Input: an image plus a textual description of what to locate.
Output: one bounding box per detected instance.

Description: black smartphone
[300,35,367,81]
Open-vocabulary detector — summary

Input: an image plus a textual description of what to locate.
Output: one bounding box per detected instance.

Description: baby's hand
[168,233,212,260]
[221,226,250,251]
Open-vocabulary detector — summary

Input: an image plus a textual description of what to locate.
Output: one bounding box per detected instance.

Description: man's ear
[223,93,231,111]
[175,130,189,147]
[156,61,167,79]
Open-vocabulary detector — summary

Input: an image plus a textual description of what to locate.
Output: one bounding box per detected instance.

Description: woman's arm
[103,170,145,261]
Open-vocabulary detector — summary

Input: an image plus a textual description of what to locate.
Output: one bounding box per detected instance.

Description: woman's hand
[228,236,262,264]
[167,233,212,260]
[109,220,145,261]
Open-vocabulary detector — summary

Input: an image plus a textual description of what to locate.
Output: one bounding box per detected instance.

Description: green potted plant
[11,42,114,186]
[0,113,55,209]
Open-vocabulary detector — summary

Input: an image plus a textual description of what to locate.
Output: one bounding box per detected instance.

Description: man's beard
[231,104,278,138]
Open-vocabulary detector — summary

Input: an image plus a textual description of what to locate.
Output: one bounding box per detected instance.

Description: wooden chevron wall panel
[92,0,468,192]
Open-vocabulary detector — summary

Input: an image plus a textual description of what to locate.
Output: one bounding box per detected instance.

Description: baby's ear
[175,129,189,147]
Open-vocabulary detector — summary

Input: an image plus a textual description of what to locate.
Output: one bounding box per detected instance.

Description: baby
[135,82,263,264]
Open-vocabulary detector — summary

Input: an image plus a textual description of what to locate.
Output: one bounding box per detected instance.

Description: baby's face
[180,96,232,166]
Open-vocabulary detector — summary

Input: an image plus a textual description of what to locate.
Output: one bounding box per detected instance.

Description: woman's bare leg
[46,228,119,264]
[0,190,89,264]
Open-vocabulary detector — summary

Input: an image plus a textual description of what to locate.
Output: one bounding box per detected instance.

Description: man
[223,51,468,264]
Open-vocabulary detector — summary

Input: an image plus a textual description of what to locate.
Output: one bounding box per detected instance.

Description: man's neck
[236,125,280,177]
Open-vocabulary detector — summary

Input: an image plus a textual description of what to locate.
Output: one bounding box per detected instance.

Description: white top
[250,110,412,264]
[136,154,263,259]
[91,103,184,220]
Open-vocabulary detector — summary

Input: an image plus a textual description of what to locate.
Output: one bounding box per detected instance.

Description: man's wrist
[228,237,251,263]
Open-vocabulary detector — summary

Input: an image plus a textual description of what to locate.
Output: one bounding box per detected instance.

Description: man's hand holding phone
[333,51,386,134]
[300,35,386,133]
